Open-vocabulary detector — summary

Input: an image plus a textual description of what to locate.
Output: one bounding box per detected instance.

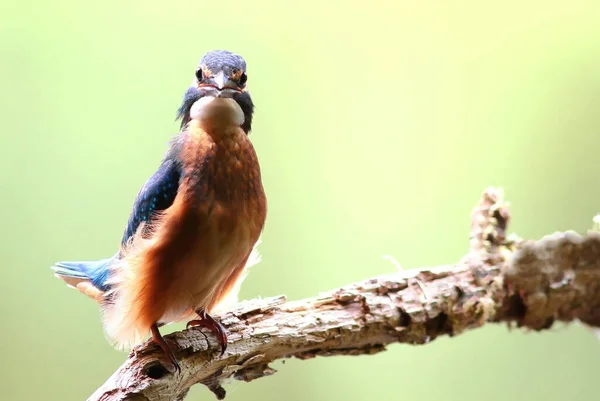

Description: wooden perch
[89,187,600,401]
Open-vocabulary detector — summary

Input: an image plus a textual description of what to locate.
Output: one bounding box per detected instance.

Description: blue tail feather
[51,258,114,292]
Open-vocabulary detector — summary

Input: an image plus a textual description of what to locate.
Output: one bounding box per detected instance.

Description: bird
[51,50,267,371]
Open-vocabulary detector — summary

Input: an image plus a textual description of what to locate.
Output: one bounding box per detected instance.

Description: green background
[2,0,600,400]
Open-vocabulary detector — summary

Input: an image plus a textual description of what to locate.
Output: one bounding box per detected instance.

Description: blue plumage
[121,158,181,245]
[52,153,182,293]
[51,258,114,291]
[176,87,202,129]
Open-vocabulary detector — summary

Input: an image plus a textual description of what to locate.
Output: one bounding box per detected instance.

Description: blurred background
[2,0,600,400]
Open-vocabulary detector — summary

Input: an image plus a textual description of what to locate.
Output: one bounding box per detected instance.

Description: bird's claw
[187,310,228,356]
[186,319,202,330]
[151,323,181,373]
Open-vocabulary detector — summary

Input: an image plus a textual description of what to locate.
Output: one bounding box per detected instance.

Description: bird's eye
[239,72,247,85]
[195,69,203,81]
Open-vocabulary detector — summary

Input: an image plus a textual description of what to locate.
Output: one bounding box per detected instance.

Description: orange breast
[162,120,267,320]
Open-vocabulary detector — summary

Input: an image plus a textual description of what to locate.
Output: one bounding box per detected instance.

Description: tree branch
[89,187,600,401]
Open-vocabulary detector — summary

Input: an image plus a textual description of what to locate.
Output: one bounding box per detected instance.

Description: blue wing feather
[52,258,114,292]
[51,153,182,293]
[121,158,181,245]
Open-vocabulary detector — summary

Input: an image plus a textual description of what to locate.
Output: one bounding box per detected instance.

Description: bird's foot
[186,319,210,346]
[186,309,228,356]
[151,323,181,373]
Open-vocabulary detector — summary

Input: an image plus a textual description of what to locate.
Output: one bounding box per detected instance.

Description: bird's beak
[199,71,241,98]
[212,71,227,90]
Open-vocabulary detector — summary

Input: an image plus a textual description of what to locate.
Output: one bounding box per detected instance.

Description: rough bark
[88,187,600,401]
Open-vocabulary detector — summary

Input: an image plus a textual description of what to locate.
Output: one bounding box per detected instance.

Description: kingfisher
[51,50,267,371]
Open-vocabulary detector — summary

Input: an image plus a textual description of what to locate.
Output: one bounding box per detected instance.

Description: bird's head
[177,50,254,133]
[195,50,247,98]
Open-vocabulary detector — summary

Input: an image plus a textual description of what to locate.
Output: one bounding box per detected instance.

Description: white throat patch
[189,96,244,127]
